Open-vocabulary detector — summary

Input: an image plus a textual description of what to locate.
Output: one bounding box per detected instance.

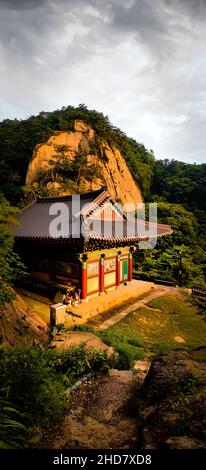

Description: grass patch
[74,291,206,368]
[88,289,154,327]
[190,347,206,362]
[147,291,206,350]
[72,324,149,368]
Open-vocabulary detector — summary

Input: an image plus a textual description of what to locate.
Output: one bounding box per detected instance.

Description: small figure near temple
[63,290,73,306]
[73,290,79,307]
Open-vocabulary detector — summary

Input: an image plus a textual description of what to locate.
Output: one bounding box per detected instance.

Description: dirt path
[41,370,140,449]
[99,286,176,330]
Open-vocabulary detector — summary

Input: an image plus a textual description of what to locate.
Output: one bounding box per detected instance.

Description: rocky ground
[39,349,206,450]
[40,369,141,449]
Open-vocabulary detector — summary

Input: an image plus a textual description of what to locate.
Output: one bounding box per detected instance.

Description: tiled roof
[85,219,173,241]
[36,187,108,207]
[13,187,173,241]
[14,188,110,238]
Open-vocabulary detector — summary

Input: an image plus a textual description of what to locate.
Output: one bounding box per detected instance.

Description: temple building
[13,188,172,301]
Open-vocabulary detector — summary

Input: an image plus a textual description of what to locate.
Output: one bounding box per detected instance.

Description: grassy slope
[91,291,206,365]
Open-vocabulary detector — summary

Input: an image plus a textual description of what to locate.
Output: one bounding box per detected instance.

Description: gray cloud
[0,0,206,162]
[0,0,45,9]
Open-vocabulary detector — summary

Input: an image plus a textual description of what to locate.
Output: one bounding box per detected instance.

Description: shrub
[0,346,66,425]
[46,342,111,376]
[0,343,113,428]
[87,348,110,374]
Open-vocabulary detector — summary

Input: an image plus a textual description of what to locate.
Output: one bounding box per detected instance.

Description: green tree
[48,144,72,182]
[71,150,102,186]
[0,194,26,303]
[135,202,205,286]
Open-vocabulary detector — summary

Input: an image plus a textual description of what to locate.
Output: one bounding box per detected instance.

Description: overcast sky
[0,0,206,163]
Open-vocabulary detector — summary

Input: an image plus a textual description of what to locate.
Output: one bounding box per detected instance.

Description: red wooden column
[100,255,105,294]
[81,258,87,300]
[128,251,133,281]
[116,252,121,287]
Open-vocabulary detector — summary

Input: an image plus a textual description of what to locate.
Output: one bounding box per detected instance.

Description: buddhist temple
[13,187,172,301]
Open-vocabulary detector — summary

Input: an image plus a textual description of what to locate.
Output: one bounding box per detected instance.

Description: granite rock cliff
[26,120,143,206]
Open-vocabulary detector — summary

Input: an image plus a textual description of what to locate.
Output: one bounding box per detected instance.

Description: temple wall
[81,246,134,299]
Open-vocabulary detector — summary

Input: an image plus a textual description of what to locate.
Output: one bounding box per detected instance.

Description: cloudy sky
[0,0,206,163]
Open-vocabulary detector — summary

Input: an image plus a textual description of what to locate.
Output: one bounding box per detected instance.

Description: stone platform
[58,280,155,326]
[19,280,155,326]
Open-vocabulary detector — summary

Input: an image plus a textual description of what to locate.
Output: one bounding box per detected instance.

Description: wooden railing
[192,286,206,298]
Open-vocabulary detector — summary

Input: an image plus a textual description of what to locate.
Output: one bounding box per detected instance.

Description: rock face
[25,120,143,206]
[0,291,48,347]
[139,349,206,449]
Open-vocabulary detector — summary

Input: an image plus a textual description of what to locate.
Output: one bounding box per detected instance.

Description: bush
[46,342,111,376]
[0,346,66,425]
[87,348,110,374]
[0,343,113,427]
[0,194,27,304]
[188,294,206,317]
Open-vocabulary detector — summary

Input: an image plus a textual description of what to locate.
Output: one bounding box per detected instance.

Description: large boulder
[139,349,206,449]
[51,330,114,357]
